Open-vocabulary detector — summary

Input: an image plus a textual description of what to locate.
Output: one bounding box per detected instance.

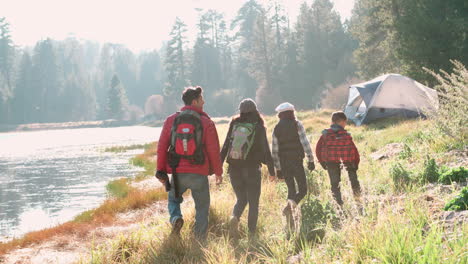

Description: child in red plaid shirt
[315,111,361,206]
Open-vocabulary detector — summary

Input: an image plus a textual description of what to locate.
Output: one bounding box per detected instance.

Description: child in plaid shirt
[272,103,315,223]
[316,111,361,206]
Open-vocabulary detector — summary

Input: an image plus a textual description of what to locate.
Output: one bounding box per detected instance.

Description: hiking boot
[229,215,239,235]
[282,203,292,217]
[171,218,184,237]
[288,199,298,210]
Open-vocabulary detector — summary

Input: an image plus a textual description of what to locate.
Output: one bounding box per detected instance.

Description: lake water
[0,126,161,241]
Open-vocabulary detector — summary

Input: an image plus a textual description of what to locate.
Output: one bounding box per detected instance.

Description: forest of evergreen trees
[0,0,466,124]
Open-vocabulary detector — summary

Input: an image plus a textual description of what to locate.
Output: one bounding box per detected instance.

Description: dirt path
[0,179,171,264]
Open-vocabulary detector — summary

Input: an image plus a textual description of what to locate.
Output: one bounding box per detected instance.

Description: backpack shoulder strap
[179,109,201,120]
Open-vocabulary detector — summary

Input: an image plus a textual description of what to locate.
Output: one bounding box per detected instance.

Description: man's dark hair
[332,111,347,123]
[182,86,203,106]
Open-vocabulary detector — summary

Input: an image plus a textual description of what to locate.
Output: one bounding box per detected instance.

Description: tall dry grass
[81,109,467,263]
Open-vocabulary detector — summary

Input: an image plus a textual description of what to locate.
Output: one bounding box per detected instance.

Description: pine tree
[349,0,401,79]
[191,10,223,97]
[0,17,13,89]
[12,52,33,123]
[291,0,355,108]
[164,17,189,100]
[393,0,468,83]
[96,44,115,119]
[250,11,282,113]
[107,74,128,120]
[59,38,96,121]
[31,39,63,122]
[231,0,264,98]
[138,51,164,106]
[0,17,14,123]
[113,45,137,105]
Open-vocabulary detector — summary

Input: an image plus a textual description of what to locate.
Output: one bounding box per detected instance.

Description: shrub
[144,94,166,119]
[419,157,440,183]
[398,144,413,160]
[320,78,363,109]
[300,196,338,242]
[439,167,468,185]
[444,186,468,211]
[124,105,144,122]
[424,60,468,144]
[208,89,238,117]
[390,163,412,191]
[106,178,132,198]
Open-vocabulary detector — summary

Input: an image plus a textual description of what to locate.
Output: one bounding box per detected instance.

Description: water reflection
[0,126,161,240]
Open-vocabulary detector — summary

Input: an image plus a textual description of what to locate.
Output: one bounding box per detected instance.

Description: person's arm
[271,131,281,171]
[260,125,275,176]
[350,138,360,166]
[220,121,234,164]
[297,121,314,162]
[205,120,223,177]
[156,117,172,174]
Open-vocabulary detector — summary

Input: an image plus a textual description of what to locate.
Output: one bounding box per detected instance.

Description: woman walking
[220,98,275,236]
[271,102,315,232]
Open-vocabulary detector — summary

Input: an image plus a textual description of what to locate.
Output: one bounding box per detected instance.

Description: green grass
[106,178,132,198]
[78,109,467,263]
[104,143,153,153]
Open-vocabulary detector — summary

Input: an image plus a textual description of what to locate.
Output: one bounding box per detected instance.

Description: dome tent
[344,74,439,125]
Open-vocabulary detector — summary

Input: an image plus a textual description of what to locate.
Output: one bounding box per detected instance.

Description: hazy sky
[2,0,355,53]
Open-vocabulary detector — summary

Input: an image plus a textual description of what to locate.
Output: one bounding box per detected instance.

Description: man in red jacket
[156,86,223,239]
[316,111,361,206]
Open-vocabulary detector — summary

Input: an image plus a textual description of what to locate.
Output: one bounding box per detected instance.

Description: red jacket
[157,106,223,176]
[315,125,360,165]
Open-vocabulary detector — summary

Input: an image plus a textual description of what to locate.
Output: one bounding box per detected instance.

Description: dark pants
[229,165,261,233]
[281,158,308,204]
[326,163,361,205]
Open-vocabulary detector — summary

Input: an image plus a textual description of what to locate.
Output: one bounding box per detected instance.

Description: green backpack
[228,122,257,160]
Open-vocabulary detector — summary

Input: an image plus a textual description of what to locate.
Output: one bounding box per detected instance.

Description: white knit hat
[275,102,295,113]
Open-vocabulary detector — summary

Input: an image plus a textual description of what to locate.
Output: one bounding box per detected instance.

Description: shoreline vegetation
[1,108,466,263]
[103,143,154,153]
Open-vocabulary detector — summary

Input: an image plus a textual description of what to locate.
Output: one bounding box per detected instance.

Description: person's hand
[307,161,315,171]
[155,171,169,184]
[276,170,283,179]
[320,162,328,170]
[215,174,223,186]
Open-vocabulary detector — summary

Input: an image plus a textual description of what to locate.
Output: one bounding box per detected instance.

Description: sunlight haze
[2,0,355,52]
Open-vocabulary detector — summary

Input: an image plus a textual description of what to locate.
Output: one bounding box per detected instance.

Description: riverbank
[0,142,165,259]
[0,116,231,133]
[1,110,466,263]
[0,120,139,133]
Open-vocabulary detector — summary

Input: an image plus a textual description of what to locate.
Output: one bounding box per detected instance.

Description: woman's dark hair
[233,110,264,125]
[182,86,203,105]
[278,110,296,120]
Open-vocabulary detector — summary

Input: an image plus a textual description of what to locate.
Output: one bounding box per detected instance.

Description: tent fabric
[344,74,439,125]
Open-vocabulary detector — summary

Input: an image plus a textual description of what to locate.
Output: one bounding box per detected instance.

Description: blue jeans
[168,173,210,239]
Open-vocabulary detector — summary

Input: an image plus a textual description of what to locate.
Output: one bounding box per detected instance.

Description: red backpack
[168,109,205,167]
